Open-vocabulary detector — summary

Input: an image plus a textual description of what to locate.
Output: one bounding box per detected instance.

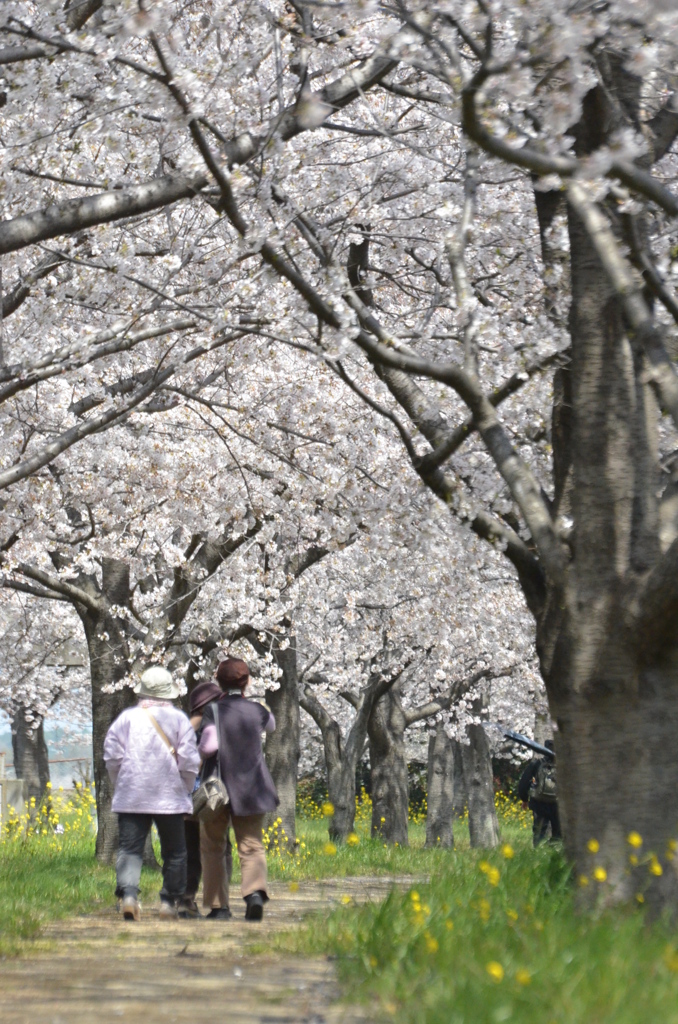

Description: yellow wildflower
[627,831,643,848]
[347,832,360,846]
[323,842,337,856]
[424,933,439,954]
[587,839,600,853]
[501,844,514,859]
[593,866,607,882]
[321,802,334,817]
[486,961,504,983]
[649,857,663,876]
[516,969,532,986]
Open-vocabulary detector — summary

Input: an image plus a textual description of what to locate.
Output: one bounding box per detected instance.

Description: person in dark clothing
[177,680,232,920]
[198,658,279,922]
[517,740,561,847]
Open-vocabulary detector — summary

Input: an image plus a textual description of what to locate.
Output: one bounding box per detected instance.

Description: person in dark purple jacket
[198,657,279,921]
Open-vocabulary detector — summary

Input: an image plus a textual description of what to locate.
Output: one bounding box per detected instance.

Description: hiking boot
[244,891,265,922]
[177,898,202,920]
[159,901,179,920]
[122,896,140,922]
[205,907,232,920]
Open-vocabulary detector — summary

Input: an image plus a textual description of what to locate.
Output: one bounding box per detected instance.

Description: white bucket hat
[134,666,180,700]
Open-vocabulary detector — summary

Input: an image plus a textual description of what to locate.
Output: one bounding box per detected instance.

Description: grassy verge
[284,840,678,1024]
[0,785,159,955]
[0,835,166,955]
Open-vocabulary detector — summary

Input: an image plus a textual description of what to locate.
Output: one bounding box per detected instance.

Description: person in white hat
[103,666,200,921]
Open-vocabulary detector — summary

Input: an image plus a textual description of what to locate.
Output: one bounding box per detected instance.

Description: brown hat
[216,658,249,690]
[189,681,222,714]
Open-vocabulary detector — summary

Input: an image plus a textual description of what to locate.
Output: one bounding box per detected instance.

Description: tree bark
[300,665,406,843]
[554,665,678,909]
[425,727,455,848]
[11,704,49,806]
[76,559,135,864]
[459,694,500,849]
[263,641,300,846]
[452,738,468,820]
[367,681,409,845]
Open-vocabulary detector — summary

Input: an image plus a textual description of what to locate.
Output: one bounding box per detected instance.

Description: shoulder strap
[144,709,177,762]
[209,702,222,780]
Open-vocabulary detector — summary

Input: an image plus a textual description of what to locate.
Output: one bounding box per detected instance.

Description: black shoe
[177,898,202,920]
[206,907,232,920]
[244,891,265,922]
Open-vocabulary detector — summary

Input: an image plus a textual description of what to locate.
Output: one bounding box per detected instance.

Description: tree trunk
[76,559,135,863]
[425,727,455,848]
[264,642,300,846]
[368,682,409,845]
[527,64,678,908]
[308,711,358,842]
[452,738,468,819]
[11,705,49,806]
[459,693,500,848]
[553,660,678,910]
[327,752,358,842]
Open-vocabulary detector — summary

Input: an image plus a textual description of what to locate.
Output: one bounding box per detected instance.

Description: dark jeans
[116,812,187,903]
[531,801,561,846]
[185,817,202,899]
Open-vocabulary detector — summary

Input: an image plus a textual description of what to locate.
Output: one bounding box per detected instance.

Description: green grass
[283,838,678,1024]
[265,818,454,882]
[0,834,161,955]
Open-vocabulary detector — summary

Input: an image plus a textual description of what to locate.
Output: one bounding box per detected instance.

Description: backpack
[531,760,557,803]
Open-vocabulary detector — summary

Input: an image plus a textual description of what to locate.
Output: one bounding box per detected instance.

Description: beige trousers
[200,809,267,910]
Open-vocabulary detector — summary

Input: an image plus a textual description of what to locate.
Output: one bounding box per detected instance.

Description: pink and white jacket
[104,702,200,815]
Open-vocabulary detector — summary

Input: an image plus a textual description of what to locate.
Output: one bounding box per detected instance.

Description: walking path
[0,876,414,1024]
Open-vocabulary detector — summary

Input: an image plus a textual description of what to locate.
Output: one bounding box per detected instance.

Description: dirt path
[0,876,413,1024]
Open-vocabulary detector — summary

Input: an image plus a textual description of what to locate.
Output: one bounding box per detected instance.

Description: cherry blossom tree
[0,590,89,802]
[2,1,677,909]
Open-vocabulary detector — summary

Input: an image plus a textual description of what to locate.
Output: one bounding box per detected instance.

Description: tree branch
[0,173,209,255]
[7,563,102,612]
[567,180,678,432]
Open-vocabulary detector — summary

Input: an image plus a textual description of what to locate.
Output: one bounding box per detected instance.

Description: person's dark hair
[216,657,249,690]
[189,681,222,715]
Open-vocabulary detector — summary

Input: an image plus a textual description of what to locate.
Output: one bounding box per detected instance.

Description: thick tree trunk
[459,694,500,848]
[553,661,678,910]
[425,727,455,848]
[368,682,409,845]
[11,705,49,806]
[264,642,300,846]
[533,68,672,905]
[76,559,135,864]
